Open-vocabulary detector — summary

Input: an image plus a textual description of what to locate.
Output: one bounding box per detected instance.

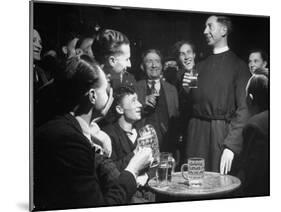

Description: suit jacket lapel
[64,113,83,134]
[161,81,173,117]
[137,80,147,104]
[63,113,95,150]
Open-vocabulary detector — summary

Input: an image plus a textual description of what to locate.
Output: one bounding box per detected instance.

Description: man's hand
[182,72,192,93]
[145,94,157,108]
[97,131,112,157]
[136,173,149,187]
[220,148,234,175]
[125,147,153,178]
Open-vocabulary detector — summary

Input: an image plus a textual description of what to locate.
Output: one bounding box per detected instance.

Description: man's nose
[203,27,208,34]
[137,101,143,108]
[151,61,157,67]
[35,42,42,49]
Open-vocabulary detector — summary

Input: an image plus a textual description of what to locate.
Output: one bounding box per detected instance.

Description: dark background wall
[33,1,269,74]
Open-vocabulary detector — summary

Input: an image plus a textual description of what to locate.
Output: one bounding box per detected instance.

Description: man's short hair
[249,49,268,63]
[113,86,136,106]
[216,16,233,35]
[111,85,136,118]
[60,31,79,47]
[57,54,102,111]
[92,29,130,65]
[247,72,269,111]
[141,49,163,64]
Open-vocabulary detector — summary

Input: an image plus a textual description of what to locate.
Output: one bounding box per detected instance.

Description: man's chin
[206,38,213,45]
[34,54,41,61]
[92,115,104,123]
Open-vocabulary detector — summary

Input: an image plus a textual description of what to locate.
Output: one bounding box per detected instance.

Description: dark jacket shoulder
[244,110,269,137]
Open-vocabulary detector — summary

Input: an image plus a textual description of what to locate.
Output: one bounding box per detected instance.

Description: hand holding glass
[182,71,198,88]
[137,124,160,167]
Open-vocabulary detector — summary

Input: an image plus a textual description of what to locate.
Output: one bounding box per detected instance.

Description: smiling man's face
[119,93,142,122]
[143,52,162,80]
[33,29,42,61]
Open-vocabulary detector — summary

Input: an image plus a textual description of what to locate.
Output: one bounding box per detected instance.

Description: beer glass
[189,70,198,88]
[156,152,175,185]
[181,157,205,186]
[138,124,160,167]
[183,69,198,89]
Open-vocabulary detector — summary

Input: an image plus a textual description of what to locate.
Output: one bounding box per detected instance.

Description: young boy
[103,86,143,171]
[103,86,155,203]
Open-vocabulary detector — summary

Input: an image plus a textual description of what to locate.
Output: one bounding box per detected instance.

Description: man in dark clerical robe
[182,16,251,173]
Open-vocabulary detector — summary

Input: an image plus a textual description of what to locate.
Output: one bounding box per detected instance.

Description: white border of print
[1,0,278,212]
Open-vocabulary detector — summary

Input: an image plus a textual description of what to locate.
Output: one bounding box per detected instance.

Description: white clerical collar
[213,46,229,54]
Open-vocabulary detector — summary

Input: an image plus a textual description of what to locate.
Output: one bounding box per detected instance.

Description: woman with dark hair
[33,55,152,210]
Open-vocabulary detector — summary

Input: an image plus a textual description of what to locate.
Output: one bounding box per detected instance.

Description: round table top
[148,171,241,197]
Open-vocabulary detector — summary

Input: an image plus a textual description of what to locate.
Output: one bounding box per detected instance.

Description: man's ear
[263,61,268,69]
[221,25,228,37]
[75,48,83,56]
[108,56,116,67]
[115,104,124,115]
[88,88,97,105]
[62,46,67,55]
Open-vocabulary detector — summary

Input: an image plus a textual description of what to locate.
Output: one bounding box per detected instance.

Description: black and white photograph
[29,0,271,211]
[3,0,280,211]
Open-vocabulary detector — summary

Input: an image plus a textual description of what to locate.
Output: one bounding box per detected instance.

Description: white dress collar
[213,46,229,54]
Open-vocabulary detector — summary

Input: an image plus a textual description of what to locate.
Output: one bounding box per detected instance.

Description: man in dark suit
[248,49,268,75]
[238,71,269,196]
[33,55,152,211]
[135,49,179,156]
[92,29,136,91]
[92,29,137,127]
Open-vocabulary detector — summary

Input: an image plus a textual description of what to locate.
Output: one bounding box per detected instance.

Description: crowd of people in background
[33,14,269,211]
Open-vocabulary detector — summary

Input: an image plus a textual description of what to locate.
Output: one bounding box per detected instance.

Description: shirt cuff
[124,167,137,180]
